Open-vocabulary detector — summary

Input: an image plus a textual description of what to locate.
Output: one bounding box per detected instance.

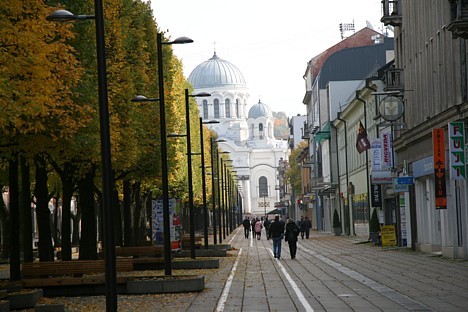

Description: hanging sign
[381,130,393,170]
[433,128,447,209]
[448,121,466,180]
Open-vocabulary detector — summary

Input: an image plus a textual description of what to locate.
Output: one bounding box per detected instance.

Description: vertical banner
[371,184,382,207]
[152,198,180,250]
[371,138,382,171]
[433,128,447,209]
[448,121,466,180]
[381,130,393,170]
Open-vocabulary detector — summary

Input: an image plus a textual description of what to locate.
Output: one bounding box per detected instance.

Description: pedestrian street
[188,227,468,312]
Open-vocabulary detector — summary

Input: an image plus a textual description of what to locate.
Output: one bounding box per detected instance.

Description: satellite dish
[366,20,374,30]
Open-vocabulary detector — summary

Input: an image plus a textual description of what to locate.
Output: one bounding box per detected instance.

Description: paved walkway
[186,227,468,312]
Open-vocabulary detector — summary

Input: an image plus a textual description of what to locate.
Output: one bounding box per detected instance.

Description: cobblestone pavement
[10,227,468,311]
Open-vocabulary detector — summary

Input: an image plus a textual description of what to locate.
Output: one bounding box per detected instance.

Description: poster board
[381,225,397,247]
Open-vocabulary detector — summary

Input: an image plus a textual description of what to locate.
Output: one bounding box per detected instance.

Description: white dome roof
[248,100,273,119]
[188,52,246,88]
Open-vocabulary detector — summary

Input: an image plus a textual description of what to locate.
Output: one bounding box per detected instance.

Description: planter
[333,227,342,236]
[126,275,205,294]
[7,288,43,310]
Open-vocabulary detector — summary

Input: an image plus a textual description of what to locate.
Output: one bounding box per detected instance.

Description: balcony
[383,68,404,92]
[380,0,402,27]
[447,0,468,39]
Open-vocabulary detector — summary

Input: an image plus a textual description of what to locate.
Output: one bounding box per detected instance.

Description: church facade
[188,52,290,217]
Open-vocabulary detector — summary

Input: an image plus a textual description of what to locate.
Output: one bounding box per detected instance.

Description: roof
[188,52,246,88]
[248,100,273,119]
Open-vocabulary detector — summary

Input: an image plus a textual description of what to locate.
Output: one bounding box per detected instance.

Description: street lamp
[222,160,233,238]
[209,138,225,245]
[47,6,117,310]
[217,151,230,242]
[200,119,218,249]
[157,33,193,275]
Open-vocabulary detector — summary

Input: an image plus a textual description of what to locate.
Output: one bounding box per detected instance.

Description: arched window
[236,99,240,117]
[259,176,268,197]
[250,124,254,139]
[203,100,208,119]
[259,123,264,139]
[214,99,220,118]
[225,99,231,117]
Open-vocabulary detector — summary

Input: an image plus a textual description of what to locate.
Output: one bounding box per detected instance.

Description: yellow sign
[381,225,397,247]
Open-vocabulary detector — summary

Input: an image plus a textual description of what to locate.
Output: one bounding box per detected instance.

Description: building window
[203,100,208,119]
[225,99,231,117]
[259,176,268,197]
[236,99,240,117]
[259,123,264,139]
[214,99,220,118]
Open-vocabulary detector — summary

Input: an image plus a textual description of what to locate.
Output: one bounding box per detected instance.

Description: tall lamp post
[47,7,116,310]
[210,138,226,245]
[199,119,218,249]
[132,34,194,273]
[157,33,193,275]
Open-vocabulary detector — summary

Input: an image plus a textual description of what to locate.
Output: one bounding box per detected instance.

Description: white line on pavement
[216,248,243,312]
[298,244,431,311]
[228,228,240,245]
[268,249,315,312]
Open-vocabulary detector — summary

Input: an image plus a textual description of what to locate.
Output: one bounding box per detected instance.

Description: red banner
[433,129,447,209]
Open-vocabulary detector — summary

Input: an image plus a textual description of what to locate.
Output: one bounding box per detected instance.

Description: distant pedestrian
[285,219,300,259]
[251,218,257,239]
[243,217,251,239]
[303,216,312,239]
[269,215,285,259]
[298,216,305,239]
[254,218,263,240]
[263,217,271,240]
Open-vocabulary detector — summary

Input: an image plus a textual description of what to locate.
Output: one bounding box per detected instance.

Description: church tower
[188,53,289,217]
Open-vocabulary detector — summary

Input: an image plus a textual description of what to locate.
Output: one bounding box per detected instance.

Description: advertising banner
[381,130,393,170]
[433,128,447,209]
[371,138,382,171]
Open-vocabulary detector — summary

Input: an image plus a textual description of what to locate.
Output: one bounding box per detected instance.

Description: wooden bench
[181,235,203,249]
[21,258,134,279]
[115,246,164,258]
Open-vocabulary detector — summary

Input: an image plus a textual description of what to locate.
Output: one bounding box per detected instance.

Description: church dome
[248,100,273,119]
[188,52,246,88]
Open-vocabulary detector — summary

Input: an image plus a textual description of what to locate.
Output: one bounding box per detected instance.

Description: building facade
[188,53,290,218]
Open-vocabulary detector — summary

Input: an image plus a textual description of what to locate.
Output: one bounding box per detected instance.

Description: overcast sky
[151,0,387,117]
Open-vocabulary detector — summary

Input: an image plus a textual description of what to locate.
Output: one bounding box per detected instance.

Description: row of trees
[0,0,222,279]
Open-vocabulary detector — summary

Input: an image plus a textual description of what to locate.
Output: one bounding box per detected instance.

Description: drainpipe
[355,90,371,238]
[336,112,351,236]
[331,122,342,234]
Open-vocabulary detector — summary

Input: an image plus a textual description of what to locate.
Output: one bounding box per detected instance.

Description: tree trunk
[9,155,21,280]
[61,168,75,260]
[113,188,122,247]
[34,155,54,262]
[123,180,133,246]
[20,157,33,262]
[0,192,9,259]
[78,167,97,260]
[133,182,145,244]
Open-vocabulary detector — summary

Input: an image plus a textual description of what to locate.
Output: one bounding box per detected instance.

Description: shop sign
[381,225,397,247]
[371,184,382,207]
[448,121,465,180]
[433,128,447,209]
[393,179,409,192]
[371,170,393,184]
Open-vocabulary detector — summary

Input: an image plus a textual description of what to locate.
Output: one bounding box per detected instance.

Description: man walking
[242,217,251,239]
[303,216,312,239]
[263,217,271,240]
[269,215,285,259]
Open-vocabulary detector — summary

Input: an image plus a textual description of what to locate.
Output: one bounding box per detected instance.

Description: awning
[267,208,282,215]
[314,121,331,142]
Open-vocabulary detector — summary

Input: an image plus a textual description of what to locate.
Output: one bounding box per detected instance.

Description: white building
[188,52,290,217]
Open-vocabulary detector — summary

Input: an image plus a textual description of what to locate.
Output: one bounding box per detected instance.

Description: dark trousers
[305,229,310,239]
[244,227,250,238]
[288,240,298,259]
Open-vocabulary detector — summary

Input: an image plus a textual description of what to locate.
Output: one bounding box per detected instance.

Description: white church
[187,52,290,217]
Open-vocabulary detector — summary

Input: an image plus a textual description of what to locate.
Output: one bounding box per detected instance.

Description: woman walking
[285,219,300,259]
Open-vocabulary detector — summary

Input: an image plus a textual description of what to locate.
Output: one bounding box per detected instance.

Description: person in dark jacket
[285,219,300,259]
[263,217,271,240]
[302,216,312,239]
[242,217,251,239]
[269,215,285,259]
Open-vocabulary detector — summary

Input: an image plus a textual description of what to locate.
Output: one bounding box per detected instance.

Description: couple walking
[269,215,300,259]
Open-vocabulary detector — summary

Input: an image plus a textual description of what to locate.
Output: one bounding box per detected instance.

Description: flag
[356,121,370,153]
